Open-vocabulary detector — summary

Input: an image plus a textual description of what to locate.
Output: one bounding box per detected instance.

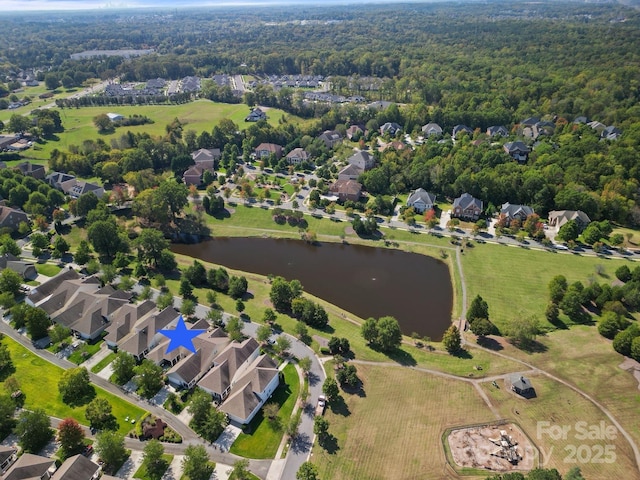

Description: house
[0,446,17,474]
[104,300,156,349]
[587,120,607,133]
[16,161,46,180]
[452,193,483,221]
[379,122,401,136]
[500,203,534,226]
[245,108,267,122]
[3,453,56,480]
[318,130,343,149]
[346,124,365,140]
[573,116,589,124]
[0,253,37,280]
[382,141,405,152]
[367,100,394,110]
[548,210,591,231]
[117,306,180,361]
[106,113,124,122]
[46,172,76,191]
[329,179,362,202]
[0,136,18,150]
[183,166,205,186]
[286,148,311,165]
[510,374,535,397]
[421,123,443,137]
[347,151,375,172]
[487,125,509,137]
[337,163,363,181]
[68,181,105,199]
[191,148,221,164]
[254,143,283,160]
[503,141,530,163]
[197,338,280,425]
[51,455,100,480]
[452,125,473,139]
[602,126,622,140]
[0,206,28,233]
[406,188,436,214]
[26,268,81,306]
[218,354,280,425]
[520,117,540,127]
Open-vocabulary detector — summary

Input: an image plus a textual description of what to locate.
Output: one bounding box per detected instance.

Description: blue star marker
[159,316,206,354]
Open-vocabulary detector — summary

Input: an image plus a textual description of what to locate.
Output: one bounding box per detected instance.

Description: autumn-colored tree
[424,209,438,229]
[58,418,84,455]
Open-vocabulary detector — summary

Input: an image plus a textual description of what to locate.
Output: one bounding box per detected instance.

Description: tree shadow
[211,209,231,220]
[328,395,351,417]
[307,371,320,387]
[0,363,16,382]
[319,434,340,454]
[509,338,548,354]
[476,337,504,351]
[452,348,473,359]
[65,385,96,407]
[378,347,416,366]
[290,432,312,454]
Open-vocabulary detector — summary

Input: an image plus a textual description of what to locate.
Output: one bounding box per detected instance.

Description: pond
[172,237,453,341]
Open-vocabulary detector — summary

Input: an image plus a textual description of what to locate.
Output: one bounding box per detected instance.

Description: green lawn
[68,340,105,365]
[461,241,620,332]
[133,454,173,480]
[1,336,146,435]
[230,363,300,459]
[35,263,62,277]
[90,352,116,373]
[19,100,295,162]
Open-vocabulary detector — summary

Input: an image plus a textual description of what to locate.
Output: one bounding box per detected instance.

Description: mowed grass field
[1,336,147,436]
[461,242,625,332]
[312,363,495,480]
[20,100,293,162]
[481,374,639,480]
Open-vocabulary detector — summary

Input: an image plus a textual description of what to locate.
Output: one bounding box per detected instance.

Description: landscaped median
[1,335,146,436]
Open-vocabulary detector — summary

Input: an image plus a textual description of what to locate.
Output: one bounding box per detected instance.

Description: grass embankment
[312,363,494,480]
[1,336,146,436]
[90,352,116,373]
[231,363,300,459]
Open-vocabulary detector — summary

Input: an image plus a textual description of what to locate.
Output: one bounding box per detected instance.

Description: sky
[0,0,435,11]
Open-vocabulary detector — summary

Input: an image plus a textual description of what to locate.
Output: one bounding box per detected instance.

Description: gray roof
[407,188,436,207]
[27,268,81,305]
[503,141,530,154]
[487,125,508,137]
[452,125,473,138]
[421,123,442,135]
[453,193,482,211]
[3,453,55,480]
[501,203,534,219]
[51,454,100,480]
[510,374,533,392]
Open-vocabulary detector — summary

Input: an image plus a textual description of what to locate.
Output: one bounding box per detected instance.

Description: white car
[553,243,569,251]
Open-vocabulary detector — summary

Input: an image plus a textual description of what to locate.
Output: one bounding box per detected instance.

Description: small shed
[107,113,124,122]
[510,374,535,397]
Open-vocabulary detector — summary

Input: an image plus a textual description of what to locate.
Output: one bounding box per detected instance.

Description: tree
[0,395,15,434]
[58,367,94,406]
[442,325,461,354]
[228,275,248,298]
[44,73,60,90]
[336,363,358,388]
[52,236,70,258]
[615,265,632,283]
[157,180,189,220]
[179,278,193,298]
[231,459,251,480]
[25,307,51,340]
[93,113,113,133]
[95,430,127,468]
[269,276,300,311]
[135,360,164,399]
[142,440,167,480]
[181,298,196,317]
[557,220,579,242]
[0,269,21,297]
[135,229,169,267]
[225,316,244,342]
[322,377,339,401]
[111,352,136,385]
[296,461,319,480]
[85,397,116,431]
[15,409,52,453]
[469,318,496,337]
[263,307,277,324]
[0,344,11,374]
[274,335,291,356]
[506,316,541,348]
[548,275,568,304]
[612,323,640,357]
[8,114,31,134]
[361,316,401,351]
[88,219,126,260]
[181,445,213,480]
[49,324,71,344]
[58,418,84,456]
[298,356,312,376]
[256,324,272,344]
[294,321,308,340]
[74,240,92,265]
[466,295,489,323]
[313,416,329,439]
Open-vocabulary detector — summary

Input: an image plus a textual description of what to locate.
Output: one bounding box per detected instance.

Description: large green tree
[95,430,127,468]
[135,229,169,267]
[181,445,213,480]
[58,367,94,406]
[15,409,52,453]
[142,440,167,480]
[134,360,164,399]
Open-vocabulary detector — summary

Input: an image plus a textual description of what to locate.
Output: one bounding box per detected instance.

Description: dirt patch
[447,423,536,473]
[344,226,355,235]
[619,357,640,390]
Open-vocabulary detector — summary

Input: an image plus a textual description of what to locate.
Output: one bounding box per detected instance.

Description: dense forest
[1,1,640,126]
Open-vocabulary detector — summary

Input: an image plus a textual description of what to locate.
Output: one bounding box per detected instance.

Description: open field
[312,363,495,480]
[474,325,640,462]
[1,336,147,436]
[480,374,639,480]
[16,100,294,162]
[461,241,624,332]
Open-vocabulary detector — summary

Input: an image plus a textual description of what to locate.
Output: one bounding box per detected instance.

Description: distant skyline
[0,0,442,12]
